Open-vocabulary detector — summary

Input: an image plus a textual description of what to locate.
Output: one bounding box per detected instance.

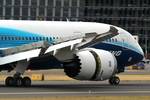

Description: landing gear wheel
[5,77,23,87]
[5,77,14,86]
[109,76,120,85]
[22,77,31,87]
[5,76,31,87]
[15,77,23,87]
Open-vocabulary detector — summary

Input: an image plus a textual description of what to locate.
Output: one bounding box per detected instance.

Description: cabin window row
[0,36,57,41]
[106,38,118,42]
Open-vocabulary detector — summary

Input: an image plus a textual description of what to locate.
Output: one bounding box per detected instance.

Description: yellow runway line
[44,75,150,81]
[119,75,150,81]
[44,75,73,81]
[1,96,150,100]
[1,74,150,81]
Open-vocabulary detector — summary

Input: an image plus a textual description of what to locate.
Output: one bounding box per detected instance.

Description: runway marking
[0,91,150,95]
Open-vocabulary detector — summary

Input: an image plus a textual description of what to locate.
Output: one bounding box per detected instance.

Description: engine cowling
[64,48,117,81]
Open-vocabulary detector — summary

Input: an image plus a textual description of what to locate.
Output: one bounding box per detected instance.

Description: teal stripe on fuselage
[0,40,38,48]
[0,27,55,48]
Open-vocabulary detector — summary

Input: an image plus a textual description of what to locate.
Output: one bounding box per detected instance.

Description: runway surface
[0,80,150,98]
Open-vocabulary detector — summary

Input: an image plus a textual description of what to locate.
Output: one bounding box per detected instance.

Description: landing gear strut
[109,76,120,85]
[5,73,31,87]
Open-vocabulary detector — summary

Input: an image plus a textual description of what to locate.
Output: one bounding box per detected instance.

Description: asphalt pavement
[0,80,150,98]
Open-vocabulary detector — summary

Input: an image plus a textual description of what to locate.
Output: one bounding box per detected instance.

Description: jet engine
[64,48,117,81]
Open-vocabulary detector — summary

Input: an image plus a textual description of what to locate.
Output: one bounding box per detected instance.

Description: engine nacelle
[64,48,117,81]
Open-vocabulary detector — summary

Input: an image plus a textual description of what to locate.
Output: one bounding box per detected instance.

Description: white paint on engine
[72,48,117,81]
[91,49,117,80]
[75,50,96,80]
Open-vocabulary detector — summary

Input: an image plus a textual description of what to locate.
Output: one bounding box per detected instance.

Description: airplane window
[18,37,21,40]
[29,37,32,40]
[11,37,14,40]
[19,37,21,40]
[15,37,17,40]
[49,37,52,41]
[39,37,42,41]
[1,36,4,40]
[112,39,114,42]
[5,36,7,40]
[26,37,28,40]
[15,37,18,40]
[6,36,8,40]
[36,37,38,41]
[22,37,25,40]
[46,37,49,41]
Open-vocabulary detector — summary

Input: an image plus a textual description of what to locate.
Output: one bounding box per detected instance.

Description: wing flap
[0,41,49,57]
[0,39,82,65]
[0,49,41,65]
[45,38,82,54]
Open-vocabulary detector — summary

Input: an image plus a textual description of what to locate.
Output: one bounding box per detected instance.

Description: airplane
[0,20,144,87]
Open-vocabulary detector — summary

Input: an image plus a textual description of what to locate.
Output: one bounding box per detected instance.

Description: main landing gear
[5,75,31,87]
[108,76,120,85]
[5,60,31,87]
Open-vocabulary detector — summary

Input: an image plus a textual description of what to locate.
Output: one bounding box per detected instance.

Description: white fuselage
[0,20,144,67]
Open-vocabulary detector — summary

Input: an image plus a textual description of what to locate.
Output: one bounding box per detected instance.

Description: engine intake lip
[89,50,101,81]
[63,55,81,78]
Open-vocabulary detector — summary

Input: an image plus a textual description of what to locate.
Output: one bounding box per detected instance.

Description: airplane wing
[0,26,118,65]
[76,26,118,49]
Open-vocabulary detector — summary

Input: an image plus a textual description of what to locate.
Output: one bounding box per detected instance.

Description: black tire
[22,77,31,87]
[113,76,120,85]
[15,77,23,87]
[5,77,14,86]
[108,78,113,85]
[109,76,120,85]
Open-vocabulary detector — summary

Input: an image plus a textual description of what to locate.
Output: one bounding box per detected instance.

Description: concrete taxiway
[0,80,150,98]
[0,69,150,99]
